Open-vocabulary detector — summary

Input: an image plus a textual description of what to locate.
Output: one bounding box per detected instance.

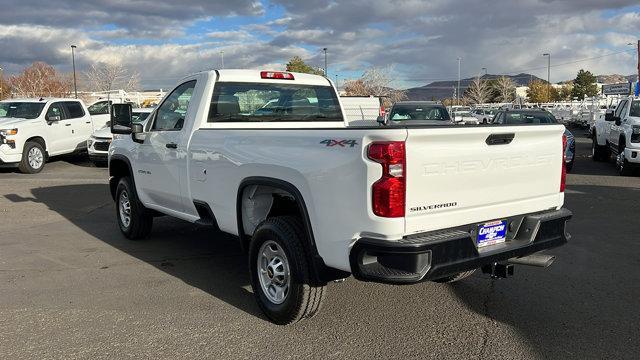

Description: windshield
[208,82,343,122]
[0,102,46,119]
[630,101,640,117]
[389,104,450,121]
[503,112,557,124]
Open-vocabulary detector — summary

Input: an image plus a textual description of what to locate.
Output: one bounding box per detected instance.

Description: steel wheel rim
[119,191,131,228]
[257,240,290,305]
[28,147,43,169]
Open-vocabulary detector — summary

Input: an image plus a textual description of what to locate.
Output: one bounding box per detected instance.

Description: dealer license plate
[477,220,507,248]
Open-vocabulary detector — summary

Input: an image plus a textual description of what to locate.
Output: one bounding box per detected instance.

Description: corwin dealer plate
[477,220,508,248]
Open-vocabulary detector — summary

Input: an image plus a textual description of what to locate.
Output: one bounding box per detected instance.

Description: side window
[63,101,85,119]
[152,80,197,131]
[614,101,627,118]
[493,113,503,124]
[88,101,110,115]
[45,103,65,121]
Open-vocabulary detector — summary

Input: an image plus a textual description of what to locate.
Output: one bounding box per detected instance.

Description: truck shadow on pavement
[449,183,640,359]
[5,183,264,320]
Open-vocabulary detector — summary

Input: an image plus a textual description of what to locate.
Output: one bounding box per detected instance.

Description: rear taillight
[368,141,406,217]
[379,105,385,117]
[560,134,567,192]
[260,71,295,80]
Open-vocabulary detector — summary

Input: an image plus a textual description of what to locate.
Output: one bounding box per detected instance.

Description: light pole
[0,66,3,98]
[323,48,328,76]
[220,51,224,69]
[543,53,550,102]
[481,67,487,77]
[71,45,78,99]
[457,57,462,105]
[334,74,338,90]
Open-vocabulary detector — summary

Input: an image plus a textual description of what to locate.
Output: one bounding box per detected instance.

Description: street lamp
[220,51,224,69]
[334,74,338,90]
[481,67,487,77]
[542,53,550,102]
[323,48,328,76]
[71,45,78,99]
[457,57,462,105]
[0,66,3,98]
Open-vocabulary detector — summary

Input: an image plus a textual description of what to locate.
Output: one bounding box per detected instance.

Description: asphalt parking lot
[1,128,639,360]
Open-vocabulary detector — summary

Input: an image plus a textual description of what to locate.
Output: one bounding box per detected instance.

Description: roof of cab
[207,69,333,86]
[0,97,83,103]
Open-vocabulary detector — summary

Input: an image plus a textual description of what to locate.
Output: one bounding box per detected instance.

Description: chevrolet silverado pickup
[592,96,640,175]
[108,69,572,325]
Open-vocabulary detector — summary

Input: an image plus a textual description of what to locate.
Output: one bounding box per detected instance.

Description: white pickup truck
[108,69,572,325]
[592,96,640,175]
[0,98,95,173]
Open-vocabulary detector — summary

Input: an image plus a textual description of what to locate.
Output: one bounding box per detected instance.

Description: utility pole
[457,57,462,105]
[323,48,328,76]
[71,45,78,99]
[220,51,224,69]
[543,53,550,102]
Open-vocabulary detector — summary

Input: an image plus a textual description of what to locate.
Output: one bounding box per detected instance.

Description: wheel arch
[25,136,47,154]
[108,155,134,200]
[236,176,349,284]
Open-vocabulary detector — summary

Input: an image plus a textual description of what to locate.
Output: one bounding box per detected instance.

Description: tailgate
[404,125,565,234]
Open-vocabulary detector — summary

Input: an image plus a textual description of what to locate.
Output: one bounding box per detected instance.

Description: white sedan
[452,110,479,125]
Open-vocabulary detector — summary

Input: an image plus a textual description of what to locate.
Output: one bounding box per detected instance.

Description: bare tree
[464,76,492,104]
[343,67,407,107]
[493,76,516,103]
[9,62,72,97]
[85,61,141,92]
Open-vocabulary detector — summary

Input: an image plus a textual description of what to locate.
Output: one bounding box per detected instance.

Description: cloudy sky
[0,0,639,89]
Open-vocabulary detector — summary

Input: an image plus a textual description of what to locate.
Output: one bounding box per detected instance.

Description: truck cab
[592,96,640,175]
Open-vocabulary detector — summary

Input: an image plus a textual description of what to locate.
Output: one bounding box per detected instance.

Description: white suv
[0,98,94,173]
[592,96,640,175]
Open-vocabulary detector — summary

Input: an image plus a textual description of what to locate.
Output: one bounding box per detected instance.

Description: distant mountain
[596,74,634,84]
[404,73,544,101]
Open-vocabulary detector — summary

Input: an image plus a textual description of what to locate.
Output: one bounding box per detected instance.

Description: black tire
[432,269,476,283]
[616,146,634,176]
[591,134,609,162]
[565,159,574,173]
[115,176,153,239]
[18,141,46,174]
[92,160,108,168]
[249,216,326,325]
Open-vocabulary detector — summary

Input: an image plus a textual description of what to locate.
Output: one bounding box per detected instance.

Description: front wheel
[18,141,46,174]
[249,216,326,325]
[616,147,634,176]
[115,176,153,239]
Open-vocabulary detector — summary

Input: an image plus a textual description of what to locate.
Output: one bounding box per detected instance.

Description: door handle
[65,123,72,127]
[85,121,91,124]
[166,143,178,149]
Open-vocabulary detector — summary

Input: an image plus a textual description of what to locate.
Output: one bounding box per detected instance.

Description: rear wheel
[591,135,609,162]
[18,141,45,174]
[116,176,153,239]
[249,216,326,325]
[432,269,476,283]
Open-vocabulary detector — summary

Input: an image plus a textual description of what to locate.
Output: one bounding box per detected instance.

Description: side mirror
[132,123,144,134]
[604,110,614,122]
[376,115,387,126]
[111,103,133,134]
[47,115,61,123]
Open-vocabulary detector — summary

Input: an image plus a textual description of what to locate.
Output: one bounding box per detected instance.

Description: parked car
[592,96,640,175]
[452,110,479,124]
[108,69,571,325]
[492,109,575,172]
[87,108,153,166]
[471,108,497,124]
[0,98,95,173]
[87,99,136,129]
[387,101,451,124]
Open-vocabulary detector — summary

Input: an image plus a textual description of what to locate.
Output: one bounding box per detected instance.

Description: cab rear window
[208,82,343,122]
